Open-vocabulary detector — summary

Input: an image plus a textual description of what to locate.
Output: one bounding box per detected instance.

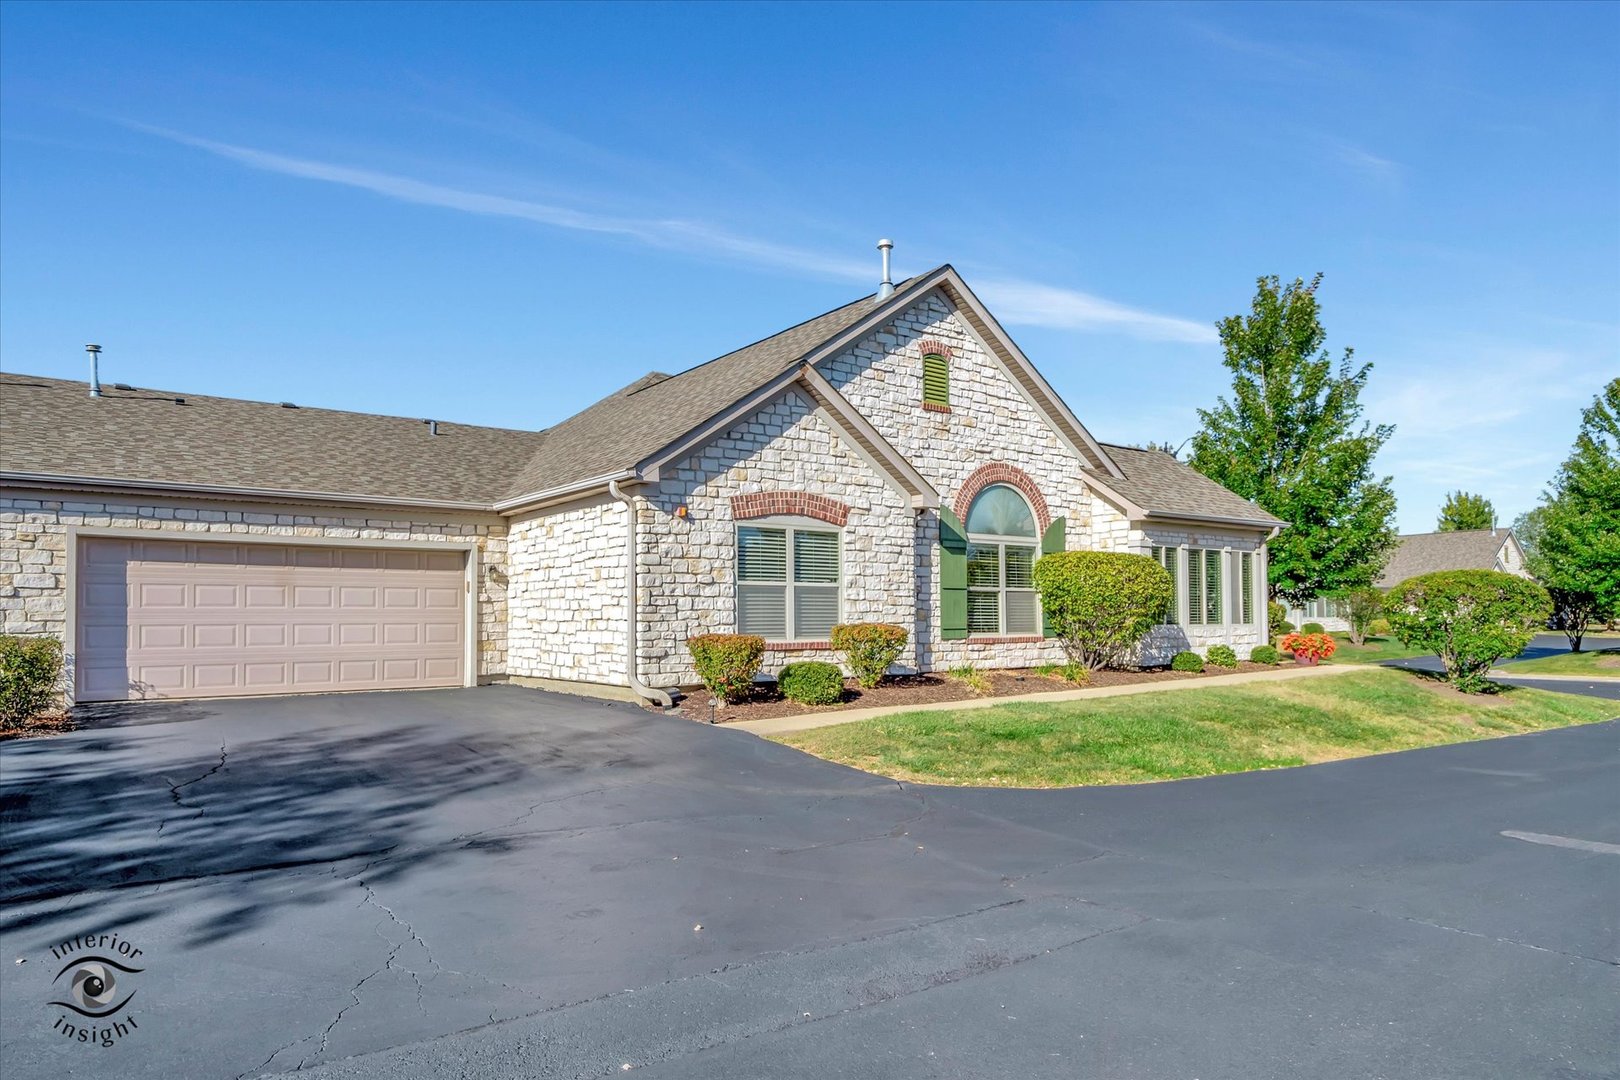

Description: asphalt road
[1,684,1615,1080]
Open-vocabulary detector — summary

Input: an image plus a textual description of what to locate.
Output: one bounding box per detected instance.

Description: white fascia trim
[1080,473,1149,521]
[796,365,940,509]
[936,270,1126,480]
[1141,511,1288,530]
[794,269,953,370]
[492,470,638,515]
[1,471,494,513]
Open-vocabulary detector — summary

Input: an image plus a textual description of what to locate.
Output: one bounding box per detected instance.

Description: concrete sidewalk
[729,662,1361,736]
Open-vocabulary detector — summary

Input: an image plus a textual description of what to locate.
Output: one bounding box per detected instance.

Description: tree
[1528,378,1620,651]
[1130,440,1182,457]
[1189,274,1398,606]
[1332,586,1385,646]
[1385,570,1549,693]
[1437,490,1494,532]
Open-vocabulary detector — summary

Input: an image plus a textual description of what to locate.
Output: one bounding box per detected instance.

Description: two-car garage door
[75,537,468,702]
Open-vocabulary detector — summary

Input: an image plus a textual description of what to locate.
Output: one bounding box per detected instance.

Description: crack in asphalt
[359,880,443,1017]
[157,741,227,835]
[1348,904,1620,968]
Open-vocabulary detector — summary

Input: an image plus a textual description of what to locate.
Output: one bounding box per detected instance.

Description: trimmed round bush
[1032,551,1173,670]
[1206,644,1238,668]
[830,623,908,689]
[1249,644,1280,665]
[0,635,64,726]
[686,634,765,703]
[777,661,845,705]
[1384,570,1550,692]
[1171,650,1205,673]
[1368,617,1391,638]
[1301,621,1326,635]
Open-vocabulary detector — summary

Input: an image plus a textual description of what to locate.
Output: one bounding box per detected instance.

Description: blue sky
[2,1,1615,532]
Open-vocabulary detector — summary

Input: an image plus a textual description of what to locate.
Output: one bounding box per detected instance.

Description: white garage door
[75,537,468,702]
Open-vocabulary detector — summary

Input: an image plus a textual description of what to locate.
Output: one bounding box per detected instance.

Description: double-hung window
[1149,545,1179,624]
[1185,548,1223,625]
[1239,551,1255,624]
[963,484,1040,636]
[736,524,840,640]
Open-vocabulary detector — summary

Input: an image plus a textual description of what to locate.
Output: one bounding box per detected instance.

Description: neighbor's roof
[1376,529,1513,587]
[1086,444,1286,527]
[0,373,544,507]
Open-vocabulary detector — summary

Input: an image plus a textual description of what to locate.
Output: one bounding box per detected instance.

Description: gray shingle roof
[1376,529,1512,587]
[0,373,543,506]
[1086,445,1285,526]
[499,272,933,500]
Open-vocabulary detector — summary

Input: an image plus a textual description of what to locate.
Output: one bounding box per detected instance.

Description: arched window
[963,484,1039,635]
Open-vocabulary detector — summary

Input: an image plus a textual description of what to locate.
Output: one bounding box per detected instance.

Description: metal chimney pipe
[86,344,103,397]
[876,238,894,299]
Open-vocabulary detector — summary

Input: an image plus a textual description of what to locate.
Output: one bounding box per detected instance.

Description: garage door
[75,537,468,702]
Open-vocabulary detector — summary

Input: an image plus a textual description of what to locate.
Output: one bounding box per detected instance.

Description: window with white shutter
[736,524,841,640]
[1150,545,1178,624]
[1185,547,1224,625]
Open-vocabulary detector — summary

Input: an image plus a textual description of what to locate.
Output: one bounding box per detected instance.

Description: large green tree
[1190,274,1397,606]
[1437,490,1495,531]
[1528,378,1620,651]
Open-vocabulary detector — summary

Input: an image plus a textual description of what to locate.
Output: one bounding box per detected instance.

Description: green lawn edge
[1497,648,1620,675]
[771,668,1616,789]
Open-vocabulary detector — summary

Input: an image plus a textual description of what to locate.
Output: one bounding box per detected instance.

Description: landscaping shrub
[1268,601,1290,640]
[1279,632,1337,663]
[1337,586,1386,646]
[1368,617,1391,638]
[1384,570,1551,693]
[829,623,908,689]
[1249,644,1280,665]
[1032,551,1173,670]
[0,635,64,726]
[1206,644,1238,668]
[1035,661,1092,685]
[947,664,992,695]
[1301,621,1326,635]
[1171,650,1204,673]
[685,634,765,703]
[777,661,845,705]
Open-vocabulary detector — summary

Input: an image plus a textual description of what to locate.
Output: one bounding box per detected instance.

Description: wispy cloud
[134,124,1217,344]
[1323,136,1403,187]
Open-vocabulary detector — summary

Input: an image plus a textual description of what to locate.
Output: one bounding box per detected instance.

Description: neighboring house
[1,262,1283,706]
[1285,528,1531,633]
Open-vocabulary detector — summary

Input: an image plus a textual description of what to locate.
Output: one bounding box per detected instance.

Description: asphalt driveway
[1,685,1615,1079]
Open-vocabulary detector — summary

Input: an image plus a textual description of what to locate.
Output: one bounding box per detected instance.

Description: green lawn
[772,668,1615,788]
[1323,634,1433,665]
[1498,648,1620,675]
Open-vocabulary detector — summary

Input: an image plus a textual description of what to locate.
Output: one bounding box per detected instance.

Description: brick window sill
[964,635,1046,645]
[921,402,952,414]
[763,640,834,651]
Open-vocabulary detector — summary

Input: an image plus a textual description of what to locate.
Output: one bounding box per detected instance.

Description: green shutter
[1039,516,1065,637]
[922,354,950,407]
[939,507,969,640]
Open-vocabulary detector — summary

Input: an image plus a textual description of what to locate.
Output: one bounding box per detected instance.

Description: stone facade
[505,495,628,685]
[0,491,509,683]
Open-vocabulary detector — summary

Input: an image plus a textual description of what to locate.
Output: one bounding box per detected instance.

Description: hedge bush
[686,634,765,703]
[1206,644,1238,668]
[1268,601,1290,640]
[1368,617,1391,638]
[1384,570,1550,692]
[0,635,64,726]
[1301,621,1326,635]
[1249,644,1280,665]
[1032,551,1173,670]
[829,623,908,689]
[1170,650,1204,673]
[777,661,845,705]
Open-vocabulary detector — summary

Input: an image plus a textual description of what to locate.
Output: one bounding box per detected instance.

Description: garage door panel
[76,538,467,702]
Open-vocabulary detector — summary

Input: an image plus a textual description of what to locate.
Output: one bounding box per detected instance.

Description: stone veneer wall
[0,491,509,676]
[504,495,629,685]
[635,388,913,686]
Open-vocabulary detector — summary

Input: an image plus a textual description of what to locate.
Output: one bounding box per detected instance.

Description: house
[1285,527,1531,632]
[1,260,1284,706]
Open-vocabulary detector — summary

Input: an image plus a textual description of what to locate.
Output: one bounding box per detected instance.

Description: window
[736,524,840,640]
[1150,546,1178,624]
[922,353,950,409]
[1186,548,1223,625]
[964,485,1039,635]
[1240,551,1255,624]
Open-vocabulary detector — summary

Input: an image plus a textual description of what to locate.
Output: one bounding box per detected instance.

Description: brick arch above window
[953,463,1052,534]
[730,491,851,527]
[915,338,953,361]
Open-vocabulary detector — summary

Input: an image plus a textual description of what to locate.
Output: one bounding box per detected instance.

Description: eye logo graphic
[54,956,141,1017]
[46,932,146,1048]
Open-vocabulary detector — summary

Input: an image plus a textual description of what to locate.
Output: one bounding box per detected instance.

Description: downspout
[608,480,674,709]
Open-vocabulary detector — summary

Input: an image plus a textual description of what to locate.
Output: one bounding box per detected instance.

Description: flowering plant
[1279,632,1337,662]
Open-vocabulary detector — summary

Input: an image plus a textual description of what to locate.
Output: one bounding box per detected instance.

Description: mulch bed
[677,661,1287,724]
[0,712,77,740]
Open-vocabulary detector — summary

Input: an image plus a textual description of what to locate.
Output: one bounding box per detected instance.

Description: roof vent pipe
[86,344,103,398]
[876,238,894,300]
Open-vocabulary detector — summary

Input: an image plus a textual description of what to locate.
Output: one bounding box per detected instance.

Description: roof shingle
[1376,530,1513,587]
[1086,444,1285,526]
